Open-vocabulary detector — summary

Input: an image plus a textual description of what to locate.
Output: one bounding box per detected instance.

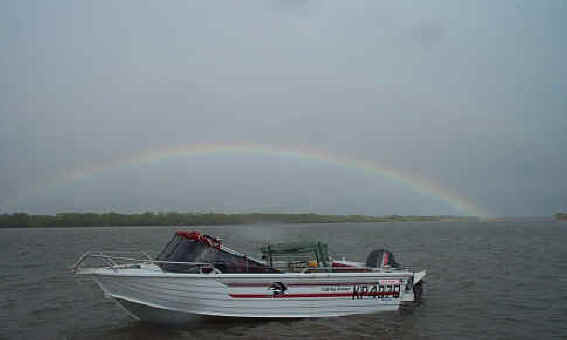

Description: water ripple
[1,221,566,339]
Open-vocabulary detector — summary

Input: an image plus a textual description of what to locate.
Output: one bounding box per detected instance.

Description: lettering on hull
[352,282,401,300]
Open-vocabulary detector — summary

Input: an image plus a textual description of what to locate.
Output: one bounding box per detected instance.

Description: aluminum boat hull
[80,265,423,319]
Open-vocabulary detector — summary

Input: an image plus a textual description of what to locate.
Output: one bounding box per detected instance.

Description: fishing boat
[73,231,425,321]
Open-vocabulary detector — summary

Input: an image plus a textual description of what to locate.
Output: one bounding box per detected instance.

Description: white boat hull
[81,265,423,319]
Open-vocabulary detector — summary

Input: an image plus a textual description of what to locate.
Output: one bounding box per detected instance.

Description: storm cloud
[1,1,566,217]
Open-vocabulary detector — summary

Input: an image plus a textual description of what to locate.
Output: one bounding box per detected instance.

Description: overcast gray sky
[1,0,566,217]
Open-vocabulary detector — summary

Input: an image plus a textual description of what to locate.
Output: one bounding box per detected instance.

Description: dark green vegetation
[0,212,473,228]
[555,212,567,220]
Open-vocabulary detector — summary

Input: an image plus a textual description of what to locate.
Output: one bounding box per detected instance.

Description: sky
[1,0,566,217]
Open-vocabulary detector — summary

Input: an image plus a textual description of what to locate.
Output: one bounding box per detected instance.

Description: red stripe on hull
[225,281,400,288]
[229,292,398,298]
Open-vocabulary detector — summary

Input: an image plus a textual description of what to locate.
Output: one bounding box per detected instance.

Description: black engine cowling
[413,281,424,300]
[366,249,401,269]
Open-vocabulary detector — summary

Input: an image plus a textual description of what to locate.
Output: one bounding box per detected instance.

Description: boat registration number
[352,282,401,299]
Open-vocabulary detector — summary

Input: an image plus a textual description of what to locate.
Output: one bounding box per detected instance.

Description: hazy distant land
[0,212,479,228]
[555,213,567,220]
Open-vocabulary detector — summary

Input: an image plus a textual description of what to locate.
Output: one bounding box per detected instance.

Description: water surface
[1,220,566,339]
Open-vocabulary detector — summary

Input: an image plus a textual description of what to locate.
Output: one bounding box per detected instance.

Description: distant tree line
[555,212,567,220]
[0,212,459,228]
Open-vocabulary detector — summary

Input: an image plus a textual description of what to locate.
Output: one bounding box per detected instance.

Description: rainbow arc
[60,142,488,217]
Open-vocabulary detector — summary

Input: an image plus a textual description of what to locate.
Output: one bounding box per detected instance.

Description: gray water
[1,221,566,339]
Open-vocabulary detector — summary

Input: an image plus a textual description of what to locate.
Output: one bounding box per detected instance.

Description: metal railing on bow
[71,250,218,274]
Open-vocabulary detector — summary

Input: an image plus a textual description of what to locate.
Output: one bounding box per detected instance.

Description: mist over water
[2,220,566,339]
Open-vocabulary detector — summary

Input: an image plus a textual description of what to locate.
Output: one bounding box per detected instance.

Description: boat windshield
[156,231,278,274]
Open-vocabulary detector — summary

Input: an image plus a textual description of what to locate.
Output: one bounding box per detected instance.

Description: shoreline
[0,212,478,228]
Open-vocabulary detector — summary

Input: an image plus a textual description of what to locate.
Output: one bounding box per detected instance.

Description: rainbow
[60,142,489,217]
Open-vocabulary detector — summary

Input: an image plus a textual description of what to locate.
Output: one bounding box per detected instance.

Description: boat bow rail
[71,250,218,274]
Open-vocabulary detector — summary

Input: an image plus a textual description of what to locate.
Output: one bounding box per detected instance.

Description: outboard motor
[366,249,401,269]
[413,281,424,300]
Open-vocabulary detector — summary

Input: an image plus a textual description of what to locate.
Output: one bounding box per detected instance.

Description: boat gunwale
[76,266,421,279]
[73,250,422,279]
